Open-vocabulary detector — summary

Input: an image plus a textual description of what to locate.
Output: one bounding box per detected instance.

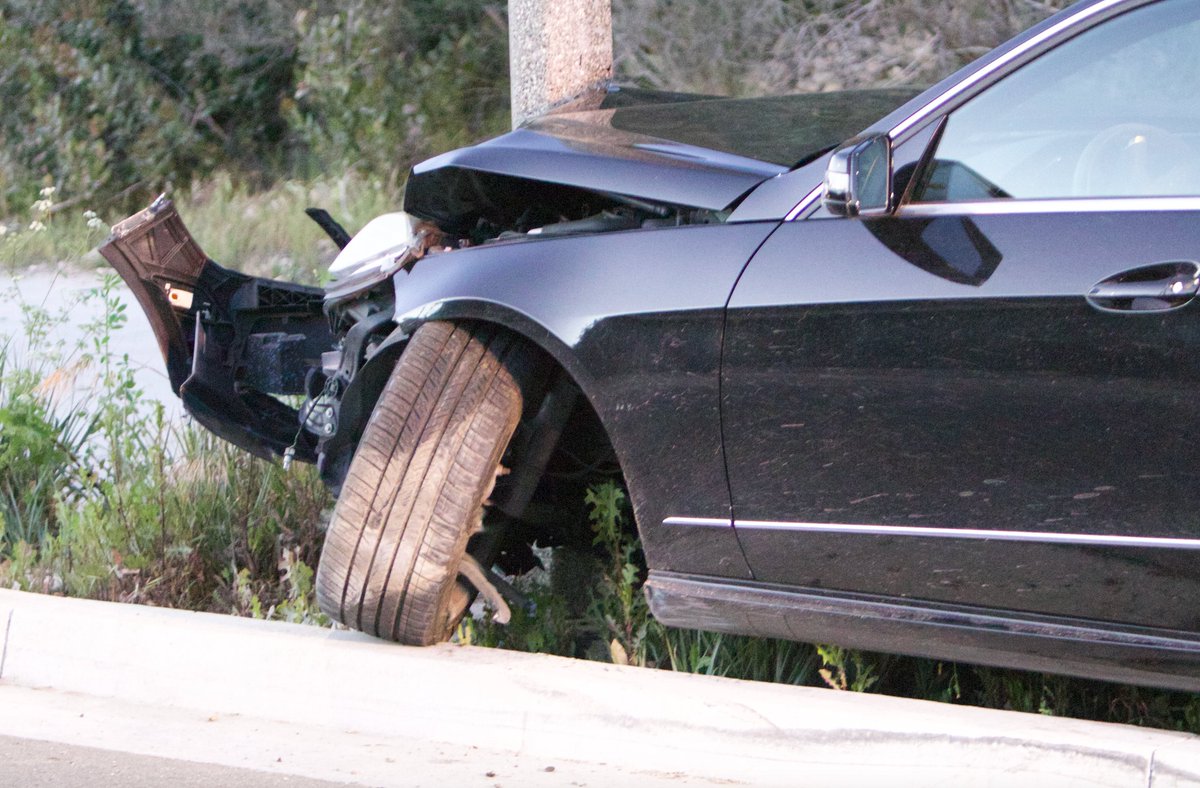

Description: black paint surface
[724,211,1200,630]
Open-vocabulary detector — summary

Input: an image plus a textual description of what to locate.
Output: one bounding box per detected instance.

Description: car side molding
[663,518,1200,550]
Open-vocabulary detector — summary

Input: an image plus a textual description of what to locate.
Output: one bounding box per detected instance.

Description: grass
[0,273,332,622]
[176,172,398,283]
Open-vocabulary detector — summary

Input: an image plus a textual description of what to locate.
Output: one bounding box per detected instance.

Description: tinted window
[912,0,1200,202]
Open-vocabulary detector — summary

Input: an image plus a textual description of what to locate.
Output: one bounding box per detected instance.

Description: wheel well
[482,327,634,569]
[321,318,633,568]
[501,375,628,545]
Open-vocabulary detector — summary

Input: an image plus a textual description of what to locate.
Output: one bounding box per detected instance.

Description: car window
[911,0,1200,203]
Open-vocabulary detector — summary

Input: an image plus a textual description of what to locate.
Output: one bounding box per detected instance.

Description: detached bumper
[99,198,333,461]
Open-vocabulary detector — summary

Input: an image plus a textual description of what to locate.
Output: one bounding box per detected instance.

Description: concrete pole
[508,0,614,128]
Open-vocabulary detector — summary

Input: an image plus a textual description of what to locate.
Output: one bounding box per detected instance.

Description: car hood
[403,87,921,233]
[570,86,922,168]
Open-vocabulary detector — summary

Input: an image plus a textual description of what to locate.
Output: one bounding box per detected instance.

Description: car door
[719,0,1200,633]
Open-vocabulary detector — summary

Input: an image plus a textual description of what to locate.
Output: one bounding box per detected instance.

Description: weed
[0,270,331,618]
[586,481,654,666]
[816,644,885,693]
[0,288,96,553]
[0,188,110,272]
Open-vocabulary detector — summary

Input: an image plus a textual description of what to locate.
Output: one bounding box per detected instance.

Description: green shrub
[288,0,509,186]
[0,350,95,551]
[0,272,331,615]
[0,1,507,213]
[0,0,235,213]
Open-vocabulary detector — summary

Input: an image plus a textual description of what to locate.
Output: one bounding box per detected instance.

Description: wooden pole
[508,0,613,128]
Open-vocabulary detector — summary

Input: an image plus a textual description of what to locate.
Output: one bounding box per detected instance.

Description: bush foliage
[0,0,509,215]
[613,0,1073,95]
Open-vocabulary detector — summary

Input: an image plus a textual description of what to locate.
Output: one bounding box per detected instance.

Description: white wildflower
[29,220,46,232]
[83,209,105,230]
[31,186,57,216]
[0,225,7,237]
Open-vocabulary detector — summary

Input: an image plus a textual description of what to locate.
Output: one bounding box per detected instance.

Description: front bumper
[99,197,333,461]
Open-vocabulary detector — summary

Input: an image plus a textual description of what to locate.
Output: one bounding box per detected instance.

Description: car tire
[315,321,528,644]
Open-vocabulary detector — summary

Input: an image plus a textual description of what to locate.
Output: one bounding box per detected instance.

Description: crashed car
[102,0,1200,690]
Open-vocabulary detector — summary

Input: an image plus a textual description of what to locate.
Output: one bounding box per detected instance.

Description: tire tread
[316,321,526,644]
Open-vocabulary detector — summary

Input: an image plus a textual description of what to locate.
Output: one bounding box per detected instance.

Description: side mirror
[823,133,893,218]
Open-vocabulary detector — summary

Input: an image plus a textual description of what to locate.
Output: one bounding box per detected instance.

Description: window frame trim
[897,196,1200,218]
[787,0,1164,221]
[889,0,1144,143]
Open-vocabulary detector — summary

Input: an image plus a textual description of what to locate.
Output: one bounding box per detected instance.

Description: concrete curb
[1,588,1198,786]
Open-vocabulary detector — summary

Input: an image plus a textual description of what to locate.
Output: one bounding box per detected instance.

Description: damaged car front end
[96,84,890,647]
[99,84,870,489]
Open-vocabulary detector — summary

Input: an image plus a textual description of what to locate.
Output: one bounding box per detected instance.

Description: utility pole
[508,0,614,128]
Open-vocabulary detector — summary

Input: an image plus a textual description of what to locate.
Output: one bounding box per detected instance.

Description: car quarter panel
[389,222,782,580]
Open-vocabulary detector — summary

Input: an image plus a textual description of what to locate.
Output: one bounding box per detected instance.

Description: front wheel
[315,321,528,644]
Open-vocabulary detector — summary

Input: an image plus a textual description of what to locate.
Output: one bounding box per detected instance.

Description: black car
[101,0,1200,691]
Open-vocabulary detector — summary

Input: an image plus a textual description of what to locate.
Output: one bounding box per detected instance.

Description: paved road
[0,736,351,788]
[0,685,690,788]
[0,265,176,412]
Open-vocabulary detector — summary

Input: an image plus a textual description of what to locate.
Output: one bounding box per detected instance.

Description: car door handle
[1087,262,1200,313]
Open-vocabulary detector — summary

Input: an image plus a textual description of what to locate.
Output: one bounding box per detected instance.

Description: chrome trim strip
[663,516,730,528]
[784,184,825,222]
[889,0,1132,141]
[664,517,1200,550]
[898,197,1200,217]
